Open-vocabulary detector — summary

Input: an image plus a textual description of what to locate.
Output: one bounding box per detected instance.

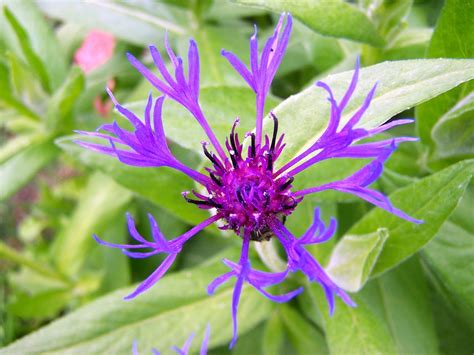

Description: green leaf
[431,92,474,159]
[232,0,385,46]
[422,187,474,329]
[326,228,388,292]
[0,60,40,120]
[272,59,474,168]
[7,289,71,319]
[311,257,438,354]
[37,0,188,45]
[0,251,273,353]
[7,51,47,107]
[51,172,133,276]
[56,135,212,226]
[45,67,85,132]
[416,0,474,146]
[0,0,67,91]
[262,311,287,355]
[3,6,51,92]
[360,0,413,42]
[349,159,474,277]
[0,139,58,201]
[280,305,328,355]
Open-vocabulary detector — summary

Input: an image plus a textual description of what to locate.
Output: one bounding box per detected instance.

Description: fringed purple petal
[221,49,255,91]
[207,271,234,295]
[127,52,173,97]
[148,213,172,251]
[338,56,360,112]
[92,234,150,250]
[254,285,304,303]
[122,249,161,259]
[200,324,211,355]
[188,39,200,99]
[342,83,378,131]
[149,45,178,90]
[124,253,178,300]
[132,340,139,355]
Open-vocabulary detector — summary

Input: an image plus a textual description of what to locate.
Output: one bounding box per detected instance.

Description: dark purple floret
[78,12,422,348]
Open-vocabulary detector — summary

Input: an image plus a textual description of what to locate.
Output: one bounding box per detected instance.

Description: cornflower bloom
[132,324,210,355]
[77,12,421,347]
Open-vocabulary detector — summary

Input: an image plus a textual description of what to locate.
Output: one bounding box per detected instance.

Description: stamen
[263,191,270,207]
[202,142,224,170]
[278,177,294,191]
[230,119,240,157]
[236,188,246,206]
[230,150,239,169]
[210,172,222,186]
[283,196,297,210]
[182,192,222,208]
[270,112,279,152]
[266,153,273,171]
[250,133,256,157]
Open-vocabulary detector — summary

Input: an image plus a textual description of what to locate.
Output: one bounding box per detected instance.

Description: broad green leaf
[0,250,273,354]
[262,311,287,355]
[37,0,188,45]
[280,305,328,355]
[423,221,474,328]
[422,187,474,329]
[0,139,58,201]
[350,159,473,277]
[51,172,132,276]
[0,0,67,90]
[360,0,412,42]
[416,0,474,146]
[7,51,47,108]
[271,59,474,168]
[0,59,40,120]
[0,133,44,163]
[382,28,432,61]
[431,92,474,159]
[326,228,388,292]
[431,289,474,355]
[233,0,385,46]
[7,289,71,319]
[312,257,438,354]
[56,135,212,226]
[45,67,85,132]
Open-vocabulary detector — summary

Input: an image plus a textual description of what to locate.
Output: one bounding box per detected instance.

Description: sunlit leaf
[350,159,473,277]
[232,0,384,46]
[0,250,273,354]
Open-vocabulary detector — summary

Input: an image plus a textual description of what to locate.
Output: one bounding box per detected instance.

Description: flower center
[183,115,301,240]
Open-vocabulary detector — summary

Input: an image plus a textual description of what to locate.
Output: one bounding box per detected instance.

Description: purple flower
[132,324,210,355]
[77,12,421,348]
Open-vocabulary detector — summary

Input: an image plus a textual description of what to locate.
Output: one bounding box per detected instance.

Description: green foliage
[416,0,474,153]
[233,0,385,46]
[1,251,273,354]
[1,0,473,353]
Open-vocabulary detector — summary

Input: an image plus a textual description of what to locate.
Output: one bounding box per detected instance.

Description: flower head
[78,12,421,348]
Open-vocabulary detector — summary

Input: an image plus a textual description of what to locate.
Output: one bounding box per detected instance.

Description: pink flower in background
[74,30,116,73]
